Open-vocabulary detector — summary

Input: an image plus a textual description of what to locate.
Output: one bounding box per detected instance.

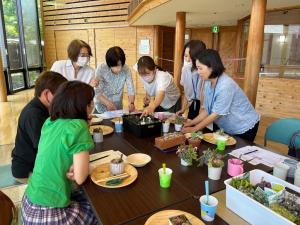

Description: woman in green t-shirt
[21,81,98,225]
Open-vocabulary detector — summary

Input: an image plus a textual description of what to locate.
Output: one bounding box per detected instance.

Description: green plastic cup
[217,136,227,151]
[158,168,172,188]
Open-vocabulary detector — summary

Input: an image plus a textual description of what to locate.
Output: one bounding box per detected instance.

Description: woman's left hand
[66,165,75,181]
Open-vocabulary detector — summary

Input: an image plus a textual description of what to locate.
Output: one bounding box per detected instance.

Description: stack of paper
[229,146,289,167]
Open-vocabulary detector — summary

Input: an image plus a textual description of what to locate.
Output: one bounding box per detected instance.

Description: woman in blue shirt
[182,49,260,142]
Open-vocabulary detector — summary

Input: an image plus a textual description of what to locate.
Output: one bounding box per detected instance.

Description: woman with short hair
[182,49,260,142]
[51,39,98,87]
[94,46,135,113]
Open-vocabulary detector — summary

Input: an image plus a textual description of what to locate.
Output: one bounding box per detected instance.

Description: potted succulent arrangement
[176,144,198,166]
[188,131,203,148]
[198,148,226,180]
[174,116,184,132]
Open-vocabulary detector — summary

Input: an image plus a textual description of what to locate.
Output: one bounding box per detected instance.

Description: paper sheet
[229,145,289,167]
[96,110,129,119]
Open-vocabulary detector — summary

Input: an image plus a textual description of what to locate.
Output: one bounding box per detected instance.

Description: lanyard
[191,75,199,99]
[207,77,219,115]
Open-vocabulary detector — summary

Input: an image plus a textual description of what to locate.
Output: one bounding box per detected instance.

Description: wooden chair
[0,190,17,225]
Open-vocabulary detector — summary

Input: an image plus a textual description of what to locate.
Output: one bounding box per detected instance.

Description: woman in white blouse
[51,39,98,87]
[137,56,181,117]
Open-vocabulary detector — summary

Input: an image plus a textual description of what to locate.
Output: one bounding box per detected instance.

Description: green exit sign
[212,25,219,33]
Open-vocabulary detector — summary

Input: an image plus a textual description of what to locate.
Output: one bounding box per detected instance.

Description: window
[0,0,43,93]
[238,8,300,79]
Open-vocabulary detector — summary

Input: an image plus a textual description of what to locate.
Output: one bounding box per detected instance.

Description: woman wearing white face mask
[138,56,181,117]
[176,40,206,119]
[94,46,135,113]
[51,39,98,87]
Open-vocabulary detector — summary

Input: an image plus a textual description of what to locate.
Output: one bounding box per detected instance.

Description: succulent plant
[176,144,198,165]
[190,131,203,140]
[174,115,184,125]
[197,148,226,167]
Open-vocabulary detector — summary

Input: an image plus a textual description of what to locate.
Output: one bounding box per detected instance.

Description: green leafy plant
[174,116,184,125]
[197,148,226,167]
[176,144,198,165]
[190,131,203,140]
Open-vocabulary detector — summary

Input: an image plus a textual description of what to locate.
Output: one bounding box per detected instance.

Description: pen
[243,149,258,155]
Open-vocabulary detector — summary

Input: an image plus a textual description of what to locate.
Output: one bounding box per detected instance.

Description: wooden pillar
[153,25,162,67]
[0,51,8,102]
[244,0,266,107]
[173,12,186,90]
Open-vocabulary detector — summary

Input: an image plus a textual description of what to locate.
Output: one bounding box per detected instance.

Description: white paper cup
[162,123,170,133]
[294,169,300,187]
[273,162,289,180]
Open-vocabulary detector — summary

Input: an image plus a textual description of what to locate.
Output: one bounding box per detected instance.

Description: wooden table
[83,120,272,225]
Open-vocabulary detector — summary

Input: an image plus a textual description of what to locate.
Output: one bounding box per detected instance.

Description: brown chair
[0,190,17,225]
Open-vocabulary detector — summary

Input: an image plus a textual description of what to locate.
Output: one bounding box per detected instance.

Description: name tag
[207,123,213,131]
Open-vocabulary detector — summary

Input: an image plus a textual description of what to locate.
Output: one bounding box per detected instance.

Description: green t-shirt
[26,118,94,207]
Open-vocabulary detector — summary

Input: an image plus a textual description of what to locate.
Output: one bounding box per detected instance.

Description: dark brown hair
[196,49,225,79]
[137,56,163,75]
[67,39,92,62]
[34,71,67,97]
[189,40,206,71]
[106,46,126,67]
[50,81,95,121]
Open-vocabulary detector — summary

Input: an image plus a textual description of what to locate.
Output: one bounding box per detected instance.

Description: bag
[288,131,300,159]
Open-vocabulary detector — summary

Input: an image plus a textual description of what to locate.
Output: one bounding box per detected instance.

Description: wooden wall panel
[54,30,89,59]
[256,77,300,118]
[219,27,237,76]
[44,29,56,68]
[191,28,212,49]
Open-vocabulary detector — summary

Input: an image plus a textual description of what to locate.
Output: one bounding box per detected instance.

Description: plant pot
[208,166,222,180]
[175,124,182,132]
[188,138,201,148]
[180,158,192,166]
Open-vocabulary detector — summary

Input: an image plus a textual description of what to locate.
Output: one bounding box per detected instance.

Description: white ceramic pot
[109,161,125,175]
[163,122,170,133]
[208,166,222,180]
[180,158,192,166]
[175,124,182,132]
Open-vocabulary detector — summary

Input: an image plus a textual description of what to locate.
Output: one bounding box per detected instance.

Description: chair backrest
[0,190,17,225]
[264,118,300,146]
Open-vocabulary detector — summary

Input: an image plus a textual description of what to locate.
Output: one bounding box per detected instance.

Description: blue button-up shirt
[203,73,260,135]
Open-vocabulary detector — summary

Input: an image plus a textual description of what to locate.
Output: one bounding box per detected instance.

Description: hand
[106,100,117,111]
[87,114,93,126]
[181,126,196,134]
[66,165,75,181]
[183,119,193,127]
[89,78,99,87]
[128,103,135,113]
[176,108,185,116]
[143,96,150,107]
[141,106,155,117]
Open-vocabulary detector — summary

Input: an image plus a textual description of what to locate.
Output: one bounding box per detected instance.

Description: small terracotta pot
[188,138,201,148]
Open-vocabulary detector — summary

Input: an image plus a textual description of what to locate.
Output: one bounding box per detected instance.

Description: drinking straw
[205,180,209,204]
[162,163,166,174]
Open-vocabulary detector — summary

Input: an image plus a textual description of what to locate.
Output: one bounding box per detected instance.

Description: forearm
[97,94,110,105]
[181,96,188,111]
[189,108,208,126]
[151,91,165,109]
[128,95,135,104]
[194,112,219,131]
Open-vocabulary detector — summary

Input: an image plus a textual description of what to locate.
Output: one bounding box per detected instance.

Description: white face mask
[142,74,155,83]
[76,57,89,67]
[183,60,192,67]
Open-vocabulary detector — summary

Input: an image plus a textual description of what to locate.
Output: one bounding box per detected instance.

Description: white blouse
[50,59,95,84]
[140,70,180,109]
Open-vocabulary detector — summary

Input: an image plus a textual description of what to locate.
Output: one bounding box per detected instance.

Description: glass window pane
[28,70,39,86]
[21,0,41,68]
[2,0,23,70]
[11,72,25,90]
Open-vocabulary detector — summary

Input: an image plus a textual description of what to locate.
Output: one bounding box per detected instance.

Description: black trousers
[155,97,181,113]
[187,99,200,120]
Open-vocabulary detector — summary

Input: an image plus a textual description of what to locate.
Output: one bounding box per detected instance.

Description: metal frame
[0,0,44,94]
